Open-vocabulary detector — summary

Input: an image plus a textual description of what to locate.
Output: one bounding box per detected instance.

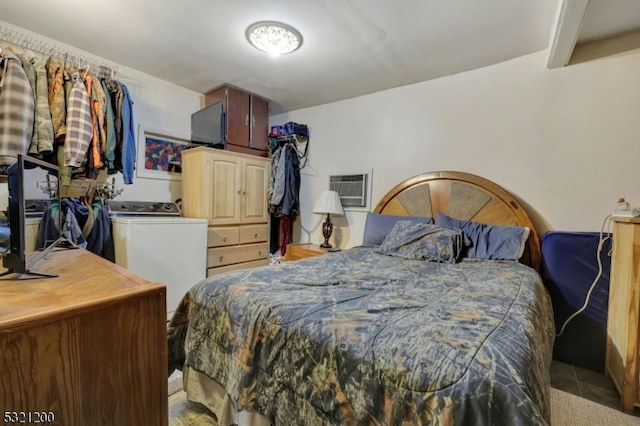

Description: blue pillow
[362,212,433,246]
[434,212,530,261]
[375,221,466,263]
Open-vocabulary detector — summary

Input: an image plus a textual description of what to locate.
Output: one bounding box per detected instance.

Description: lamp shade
[312,190,344,216]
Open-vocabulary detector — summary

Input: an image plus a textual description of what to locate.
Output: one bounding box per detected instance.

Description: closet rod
[0,24,120,79]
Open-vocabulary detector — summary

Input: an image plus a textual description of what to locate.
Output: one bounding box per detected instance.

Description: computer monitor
[1,154,64,278]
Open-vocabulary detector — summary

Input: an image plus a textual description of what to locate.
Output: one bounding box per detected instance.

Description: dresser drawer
[207,259,270,277]
[240,224,269,244]
[207,242,269,267]
[207,226,240,247]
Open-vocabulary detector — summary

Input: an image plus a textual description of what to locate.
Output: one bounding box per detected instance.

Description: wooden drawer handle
[219,256,224,262]
[254,233,258,238]
[223,236,227,241]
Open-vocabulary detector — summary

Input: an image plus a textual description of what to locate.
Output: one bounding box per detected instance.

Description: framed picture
[136,124,191,181]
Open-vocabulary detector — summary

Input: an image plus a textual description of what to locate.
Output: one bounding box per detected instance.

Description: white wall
[103,68,201,203]
[271,49,640,249]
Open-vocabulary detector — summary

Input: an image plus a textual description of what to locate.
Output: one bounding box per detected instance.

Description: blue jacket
[119,82,136,184]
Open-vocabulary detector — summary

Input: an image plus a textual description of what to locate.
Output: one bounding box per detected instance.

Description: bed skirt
[183,364,272,426]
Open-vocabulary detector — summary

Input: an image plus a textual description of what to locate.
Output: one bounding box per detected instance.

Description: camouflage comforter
[168,247,554,425]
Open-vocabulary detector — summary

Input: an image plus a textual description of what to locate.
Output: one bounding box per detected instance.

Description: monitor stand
[0,237,79,279]
[0,268,59,279]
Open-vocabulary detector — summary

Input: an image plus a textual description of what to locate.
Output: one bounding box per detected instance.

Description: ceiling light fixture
[246,21,302,56]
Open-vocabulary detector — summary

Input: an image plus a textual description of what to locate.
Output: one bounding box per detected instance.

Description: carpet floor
[168,372,640,425]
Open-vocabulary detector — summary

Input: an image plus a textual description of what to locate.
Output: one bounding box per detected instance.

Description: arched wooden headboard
[373,171,541,271]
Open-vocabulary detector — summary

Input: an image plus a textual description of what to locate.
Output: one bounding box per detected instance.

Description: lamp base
[321,214,334,249]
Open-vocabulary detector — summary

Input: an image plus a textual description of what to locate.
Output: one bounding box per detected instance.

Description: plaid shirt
[0,51,35,166]
[64,71,92,167]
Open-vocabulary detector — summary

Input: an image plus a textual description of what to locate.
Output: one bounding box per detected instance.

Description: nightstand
[605,216,640,413]
[284,243,330,261]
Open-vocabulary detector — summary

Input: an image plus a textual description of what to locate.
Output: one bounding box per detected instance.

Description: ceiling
[0,0,639,115]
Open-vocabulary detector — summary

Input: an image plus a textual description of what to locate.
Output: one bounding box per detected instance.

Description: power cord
[300,216,324,244]
[556,214,613,337]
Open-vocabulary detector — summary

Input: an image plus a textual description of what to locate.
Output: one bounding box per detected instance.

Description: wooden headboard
[373,171,541,271]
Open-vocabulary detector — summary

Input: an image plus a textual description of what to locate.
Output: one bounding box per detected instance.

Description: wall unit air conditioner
[329,170,372,209]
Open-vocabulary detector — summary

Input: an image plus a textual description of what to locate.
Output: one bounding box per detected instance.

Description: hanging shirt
[0,49,34,166]
[279,144,301,217]
[101,78,117,171]
[109,80,124,172]
[31,57,54,155]
[45,56,67,142]
[91,76,107,161]
[17,54,38,155]
[119,82,136,184]
[83,73,104,169]
[64,71,93,167]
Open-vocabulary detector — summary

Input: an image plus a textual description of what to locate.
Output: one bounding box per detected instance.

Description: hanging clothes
[17,53,39,155]
[268,142,301,255]
[37,198,115,262]
[0,48,34,166]
[31,57,55,155]
[64,70,92,168]
[278,143,300,217]
[83,72,104,171]
[18,54,55,157]
[119,82,136,184]
[0,35,136,189]
[101,78,117,171]
[45,56,68,142]
[108,80,124,172]
[91,76,107,167]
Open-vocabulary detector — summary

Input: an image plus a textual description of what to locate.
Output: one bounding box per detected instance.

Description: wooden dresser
[605,216,640,413]
[0,248,168,425]
[181,147,270,277]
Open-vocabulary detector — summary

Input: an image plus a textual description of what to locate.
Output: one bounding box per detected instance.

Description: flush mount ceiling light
[246,21,302,56]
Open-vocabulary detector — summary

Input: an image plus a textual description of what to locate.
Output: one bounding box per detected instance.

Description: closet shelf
[269,135,308,146]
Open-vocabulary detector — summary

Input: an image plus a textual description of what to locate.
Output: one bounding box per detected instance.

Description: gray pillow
[362,212,433,246]
[375,221,466,263]
[434,212,530,260]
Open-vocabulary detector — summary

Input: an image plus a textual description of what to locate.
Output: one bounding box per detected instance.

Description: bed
[168,171,555,426]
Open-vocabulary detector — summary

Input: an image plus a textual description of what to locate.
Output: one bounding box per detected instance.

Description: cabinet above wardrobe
[204,85,269,158]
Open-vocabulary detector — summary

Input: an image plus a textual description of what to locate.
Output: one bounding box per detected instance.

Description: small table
[284,243,330,261]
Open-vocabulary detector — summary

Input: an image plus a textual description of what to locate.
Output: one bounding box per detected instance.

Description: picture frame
[136,124,191,181]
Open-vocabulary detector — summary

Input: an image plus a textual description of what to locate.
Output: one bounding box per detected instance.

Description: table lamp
[312,190,344,248]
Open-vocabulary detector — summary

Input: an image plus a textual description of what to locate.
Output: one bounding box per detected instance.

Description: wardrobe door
[250,96,269,151]
[226,87,250,148]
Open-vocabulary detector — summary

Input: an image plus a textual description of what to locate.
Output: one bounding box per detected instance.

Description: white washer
[111,217,207,319]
